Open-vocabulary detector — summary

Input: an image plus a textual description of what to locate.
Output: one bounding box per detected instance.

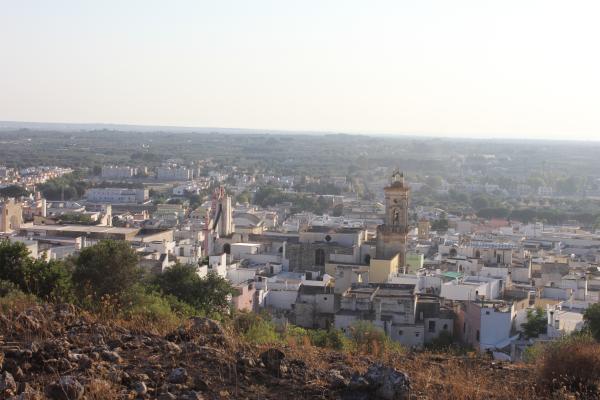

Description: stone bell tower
[375,170,410,267]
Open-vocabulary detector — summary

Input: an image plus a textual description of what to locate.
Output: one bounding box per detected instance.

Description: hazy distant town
[2,126,600,361]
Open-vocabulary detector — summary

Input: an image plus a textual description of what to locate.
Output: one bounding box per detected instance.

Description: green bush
[285,325,309,346]
[0,240,73,301]
[0,281,38,313]
[234,311,282,344]
[123,289,179,323]
[244,318,280,344]
[583,303,600,341]
[72,240,141,304]
[348,321,389,354]
[0,280,20,297]
[153,264,235,317]
[308,329,347,350]
[522,341,546,364]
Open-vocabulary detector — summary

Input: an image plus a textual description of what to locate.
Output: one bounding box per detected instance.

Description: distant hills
[0,120,331,135]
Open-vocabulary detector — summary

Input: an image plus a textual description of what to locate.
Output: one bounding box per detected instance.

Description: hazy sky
[1,1,600,140]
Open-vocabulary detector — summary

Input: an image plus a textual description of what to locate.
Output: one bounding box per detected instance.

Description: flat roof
[442,271,463,279]
[20,223,138,235]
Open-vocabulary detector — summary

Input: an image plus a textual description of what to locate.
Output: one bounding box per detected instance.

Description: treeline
[0,240,235,326]
[293,182,342,196]
[477,207,600,226]
[253,186,332,215]
[37,173,90,200]
[37,173,144,201]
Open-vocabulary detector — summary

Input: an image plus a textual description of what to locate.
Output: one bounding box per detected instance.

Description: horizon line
[1,119,599,143]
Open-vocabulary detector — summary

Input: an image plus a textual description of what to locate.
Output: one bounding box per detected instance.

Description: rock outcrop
[0,303,536,399]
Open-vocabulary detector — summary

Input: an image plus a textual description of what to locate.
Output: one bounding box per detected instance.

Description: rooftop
[20,223,138,235]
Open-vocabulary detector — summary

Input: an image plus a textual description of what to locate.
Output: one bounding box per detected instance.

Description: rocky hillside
[0,302,541,399]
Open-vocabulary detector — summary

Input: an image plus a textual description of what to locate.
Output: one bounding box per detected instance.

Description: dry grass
[84,379,121,400]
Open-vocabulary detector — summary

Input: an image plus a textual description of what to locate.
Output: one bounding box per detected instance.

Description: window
[315,249,325,266]
[443,324,448,330]
[398,330,403,336]
[364,254,371,264]
[323,297,328,301]
[476,330,480,341]
[485,311,490,315]
[223,243,231,255]
[463,322,466,333]
[415,332,420,337]
[428,321,436,333]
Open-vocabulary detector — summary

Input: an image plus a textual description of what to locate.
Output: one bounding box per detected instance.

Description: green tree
[0,240,30,290]
[431,218,449,232]
[332,203,344,217]
[0,185,29,198]
[471,195,490,210]
[477,207,510,219]
[29,258,73,300]
[236,191,251,204]
[583,303,600,341]
[522,307,547,338]
[72,240,141,304]
[0,240,73,300]
[154,264,235,316]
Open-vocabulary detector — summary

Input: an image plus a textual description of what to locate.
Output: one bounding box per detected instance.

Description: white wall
[479,309,512,350]
[263,289,298,310]
[440,282,487,301]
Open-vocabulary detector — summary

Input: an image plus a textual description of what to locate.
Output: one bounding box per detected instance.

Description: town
[2,142,599,363]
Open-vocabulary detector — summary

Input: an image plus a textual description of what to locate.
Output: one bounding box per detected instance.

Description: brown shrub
[536,334,600,396]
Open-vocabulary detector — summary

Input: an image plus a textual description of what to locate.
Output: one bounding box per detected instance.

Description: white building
[85,188,148,204]
[440,276,501,301]
[157,167,192,181]
[546,300,588,338]
[101,166,137,179]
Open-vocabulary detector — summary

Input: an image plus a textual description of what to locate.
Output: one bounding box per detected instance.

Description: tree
[236,191,251,204]
[154,264,235,316]
[431,218,449,232]
[471,195,490,210]
[477,207,510,219]
[0,239,31,290]
[0,185,29,198]
[27,258,73,301]
[522,307,547,338]
[332,203,344,217]
[0,240,72,300]
[583,303,600,341]
[72,240,141,304]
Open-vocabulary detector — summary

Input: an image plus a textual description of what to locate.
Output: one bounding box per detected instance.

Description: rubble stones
[346,364,410,400]
[260,348,287,376]
[44,376,84,400]
[133,381,147,396]
[101,350,122,364]
[0,371,17,397]
[167,367,188,384]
